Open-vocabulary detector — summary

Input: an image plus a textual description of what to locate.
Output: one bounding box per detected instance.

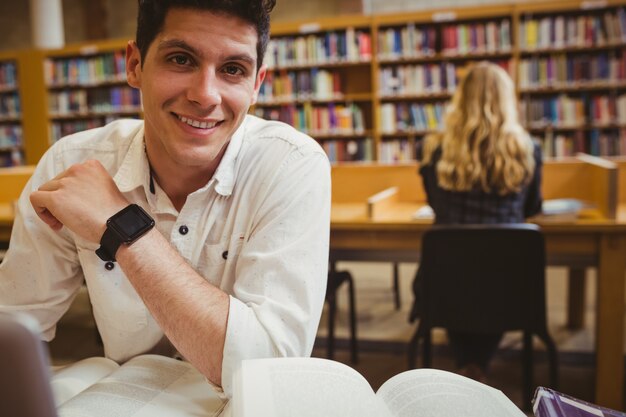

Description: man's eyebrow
[157,39,199,54]
[224,53,256,67]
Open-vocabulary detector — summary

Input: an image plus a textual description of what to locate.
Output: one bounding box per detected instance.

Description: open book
[51,354,227,417]
[231,357,524,417]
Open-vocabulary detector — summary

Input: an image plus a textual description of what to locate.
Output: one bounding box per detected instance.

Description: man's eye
[171,55,189,65]
[224,65,244,76]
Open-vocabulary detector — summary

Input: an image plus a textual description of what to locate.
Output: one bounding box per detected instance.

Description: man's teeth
[179,116,218,129]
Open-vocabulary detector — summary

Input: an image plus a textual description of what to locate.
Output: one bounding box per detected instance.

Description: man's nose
[187,68,222,107]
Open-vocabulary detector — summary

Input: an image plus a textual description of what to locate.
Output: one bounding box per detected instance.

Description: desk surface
[331,201,626,230]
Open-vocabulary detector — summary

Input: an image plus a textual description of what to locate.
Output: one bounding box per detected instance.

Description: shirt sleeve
[220,150,331,397]
[524,143,543,218]
[0,149,83,340]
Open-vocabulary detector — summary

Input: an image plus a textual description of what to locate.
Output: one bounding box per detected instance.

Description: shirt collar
[112,116,248,200]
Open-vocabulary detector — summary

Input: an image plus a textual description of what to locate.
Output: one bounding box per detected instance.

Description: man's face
[126,8,266,172]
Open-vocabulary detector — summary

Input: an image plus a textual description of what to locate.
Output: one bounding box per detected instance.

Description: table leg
[594,234,626,409]
[567,268,586,330]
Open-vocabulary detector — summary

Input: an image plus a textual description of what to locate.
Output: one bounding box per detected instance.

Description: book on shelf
[533,386,626,417]
[231,357,525,417]
[51,354,226,417]
[0,61,17,88]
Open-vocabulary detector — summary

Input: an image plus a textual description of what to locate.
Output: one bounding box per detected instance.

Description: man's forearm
[116,228,229,386]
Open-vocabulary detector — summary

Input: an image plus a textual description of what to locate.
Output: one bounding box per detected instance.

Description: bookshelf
[12,1,626,165]
[0,52,24,167]
[515,0,626,158]
[373,5,515,163]
[254,16,375,163]
[40,39,141,144]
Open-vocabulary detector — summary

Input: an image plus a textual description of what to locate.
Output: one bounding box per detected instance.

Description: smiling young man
[0,0,331,397]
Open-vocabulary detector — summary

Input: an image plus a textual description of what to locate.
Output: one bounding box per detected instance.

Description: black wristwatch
[96,204,155,262]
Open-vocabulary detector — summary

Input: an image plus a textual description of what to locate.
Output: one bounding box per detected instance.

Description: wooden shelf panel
[378,51,513,65]
[256,93,373,106]
[49,108,142,120]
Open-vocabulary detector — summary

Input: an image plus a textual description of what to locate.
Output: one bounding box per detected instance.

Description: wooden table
[330,202,626,410]
[1,160,624,408]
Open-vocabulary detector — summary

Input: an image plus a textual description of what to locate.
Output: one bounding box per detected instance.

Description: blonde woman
[411,61,543,381]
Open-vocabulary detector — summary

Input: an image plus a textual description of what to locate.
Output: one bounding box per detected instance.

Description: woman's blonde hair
[422,61,535,195]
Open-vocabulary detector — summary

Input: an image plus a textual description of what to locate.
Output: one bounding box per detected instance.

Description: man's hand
[30,160,129,243]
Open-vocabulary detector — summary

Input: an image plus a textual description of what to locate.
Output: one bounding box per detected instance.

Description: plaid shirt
[419,143,543,225]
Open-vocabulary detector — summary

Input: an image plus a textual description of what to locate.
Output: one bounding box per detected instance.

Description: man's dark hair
[136,0,276,70]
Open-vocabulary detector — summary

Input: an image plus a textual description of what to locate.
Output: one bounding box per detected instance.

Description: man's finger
[30,191,63,231]
[37,178,63,192]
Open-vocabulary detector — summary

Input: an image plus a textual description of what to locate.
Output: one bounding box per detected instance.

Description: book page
[233,357,390,417]
[57,355,226,417]
[375,368,525,417]
[51,357,119,406]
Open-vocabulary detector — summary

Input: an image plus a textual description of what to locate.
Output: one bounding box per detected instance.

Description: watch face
[108,204,155,242]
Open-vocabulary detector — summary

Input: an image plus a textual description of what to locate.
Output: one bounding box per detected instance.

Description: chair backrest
[419,223,547,334]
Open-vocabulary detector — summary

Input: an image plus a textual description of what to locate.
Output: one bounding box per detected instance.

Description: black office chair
[407,224,558,411]
[326,267,358,364]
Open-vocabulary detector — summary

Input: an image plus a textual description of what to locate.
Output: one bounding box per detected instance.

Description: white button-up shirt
[0,115,331,396]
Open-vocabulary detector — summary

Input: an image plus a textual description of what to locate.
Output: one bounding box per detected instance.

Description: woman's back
[419,62,543,224]
[419,143,542,224]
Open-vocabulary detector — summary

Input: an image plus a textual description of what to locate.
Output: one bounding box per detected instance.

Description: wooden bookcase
[253,15,375,163]
[14,0,626,165]
[373,5,515,163]
[515,0,626,158]
[25,39,142,151]
[0,51,25,167]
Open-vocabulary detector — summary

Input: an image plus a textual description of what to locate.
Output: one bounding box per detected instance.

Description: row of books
[441,20,511,55]
[521,95,585,128]
[0,125,22,148]
[378,139,416,163]
[518,53,626,89]
[253,102,366,137]
[0,93,20,118]
[48,87,141,116]
[258,68,343,103]
[0,62,17,89]
[377,25,437,59]
[49,116,125,143]
[521,94,626,127]
[536,128,626,157]
[264,28,372,68]
[322,138,373,163]
[519,8,626,50]
[591,94,626,125]
[380,102,445,134]
[379,63,457,97]
[0,149,23,167]
[44,51,126,86]
[379,60,511,97]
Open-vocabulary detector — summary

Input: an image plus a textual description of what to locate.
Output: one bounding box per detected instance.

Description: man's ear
[250,64,267,105]
[126,40,142,89]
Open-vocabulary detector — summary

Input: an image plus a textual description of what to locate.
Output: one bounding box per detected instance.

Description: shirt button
[222,251,228,260]
[179,225,189,235]
[104,262,115,271]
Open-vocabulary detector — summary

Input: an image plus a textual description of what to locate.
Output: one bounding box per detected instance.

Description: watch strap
[96,227,122,262]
